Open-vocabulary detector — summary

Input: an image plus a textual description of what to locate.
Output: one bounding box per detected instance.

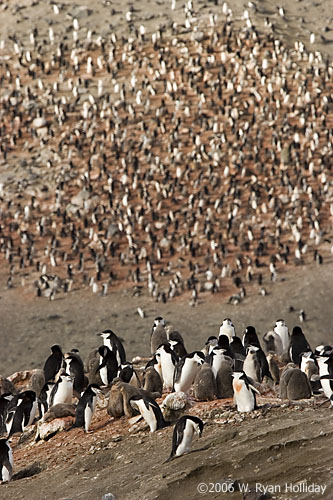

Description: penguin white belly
[53,381,73,405]
[136,400,157,432]
[160,355,175,390]
[174,361,196,392]
[219,325,234,341]
[100,366,108,385]
[25,400,38,428]
[275,326,289,352]
[175,422,194,456]
[233,382,255,412]
[243,358,259,383]
[84,406,93,432]
[211,356,224,378]
[2,465,11,483]
[320,378,333,400]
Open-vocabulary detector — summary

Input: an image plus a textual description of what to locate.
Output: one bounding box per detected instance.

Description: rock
[36,417,73,441]
[162,391,191,422]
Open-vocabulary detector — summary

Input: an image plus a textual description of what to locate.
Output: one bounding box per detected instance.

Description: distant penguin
[96,346,118,386]
[43,345,63,382]
[74,384,102,433]
[243,347,261,383]
[129,395,169,432]
[155,344,179,390]
[273,319,290,353]
[232,372,259,412]
[166,415,204,462]
[193,363,217,401]
[215,360,234,398]
[49,375,73,407]
[279,364,312,400]
[219,318,235,341]
[142,366,163,396]
[0,439,13,483]
[6,391,38,436]
[151,317,168,354]
[317,354,333,405]
[168,340,187,359]
[98,330,126,365]
[173,352,205,393]
[0,394,15,434]
[289,326,312,366]
[64,352,85,395]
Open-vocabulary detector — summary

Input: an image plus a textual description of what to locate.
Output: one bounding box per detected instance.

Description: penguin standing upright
[232,372,260,412]
[74,384,102,433]
[0,439,13,483]
[242,326,272,381]
[289,326,312,366]
[219,318,235,342]
[173,352,205,393]
[64,352,85,395]
[317,354,333,405]
[0,394,15,434]
[168,340,187,359]
[6,391,38,436]
[166,415,204,462]
[98,330,126,365]
[39,382,55,416]
[49,375,73,407]
[96,346,118,386]
[129,394,169,432]
[243,347,261,383]
[151,317,167,354]
[273,319,290,353]
[43,345,63,382]
[155,344,179,390]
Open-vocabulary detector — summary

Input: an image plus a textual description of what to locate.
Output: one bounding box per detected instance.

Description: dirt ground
[1,0,333,499]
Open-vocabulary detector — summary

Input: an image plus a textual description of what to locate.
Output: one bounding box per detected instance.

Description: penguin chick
[279,364,312,400]
[74,384,102,432]
[129,395,169,432]
[0,439,13,483]
[166,415,204,462]
[173,352,205,393]
[232,372,260,412]
[215,360,234,398]
[142,366,163,396]
[266,353,280,384]
[193,363,217,401]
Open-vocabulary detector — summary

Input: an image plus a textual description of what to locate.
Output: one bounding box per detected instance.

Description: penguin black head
[243,326,260,348]
[291,326,303,337]
[218,334,230,349]
[98,345,111,358]
[51,345,62,354]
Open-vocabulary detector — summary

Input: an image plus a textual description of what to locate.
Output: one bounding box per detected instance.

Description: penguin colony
[0,2,332,306]
[1,315,333,482]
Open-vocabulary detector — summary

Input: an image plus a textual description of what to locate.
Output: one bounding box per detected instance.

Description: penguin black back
[96,345,118,385]
[289,326,312,366]
[43,345,63,382]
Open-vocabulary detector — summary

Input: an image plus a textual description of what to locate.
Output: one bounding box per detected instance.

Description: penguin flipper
[249,384,260,395]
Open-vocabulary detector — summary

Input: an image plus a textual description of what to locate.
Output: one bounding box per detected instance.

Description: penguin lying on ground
[129,395,169,432]
[165,415,204,462]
